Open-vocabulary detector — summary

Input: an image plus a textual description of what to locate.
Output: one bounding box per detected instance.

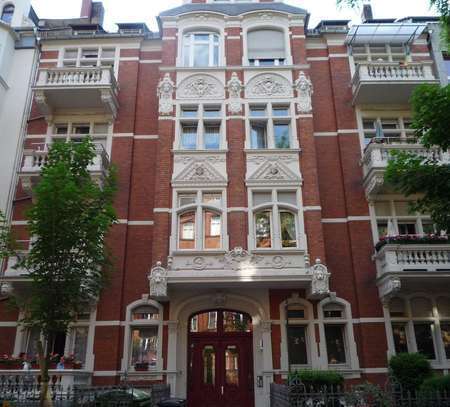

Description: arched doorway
[187,309,255,407]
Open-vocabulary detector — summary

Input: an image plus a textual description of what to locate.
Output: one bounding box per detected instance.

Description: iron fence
[271,378,450,407]
[0,374,170,406]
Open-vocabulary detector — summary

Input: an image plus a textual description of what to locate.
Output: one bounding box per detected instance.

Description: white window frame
[175,103,226,151]
[368,199,434,243]
[121,299,164,373]
[245,102,299,150]
[318,297,360,372]
[248,188,305,251]
[280,296,318,372]
[171,189,229,253]
[182,32,221,68]
[384,295,450,368]
[350,44,410,64]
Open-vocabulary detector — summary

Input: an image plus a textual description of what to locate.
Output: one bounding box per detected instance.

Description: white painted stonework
[177,74,225,100]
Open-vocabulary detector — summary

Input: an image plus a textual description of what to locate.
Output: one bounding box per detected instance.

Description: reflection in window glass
[25,328,41,360]
[225,346,239,385]
[204,211,221,249]
[190,312,218,333]
[1,5,14,24]
[131,327,158,367]
[204,124,221,149]
[181,107,198,118]
[274,123,290,148]
[132,306,160,321]
[392,324,408,354]
[441,323,450,359]
[223,311,252,333]
[250,122,267,149]
[208,312,217,330]
[414,323,435,359]
[255,211,271,248]
[249,106,267,117]
[179,194,197,207]
[203,346,216,385]
[179,212,195,249]
[287,326,308,365]
[181,124,198,149]
[325,325,346,364]
[280,212,296,248]
[272,106,290,117]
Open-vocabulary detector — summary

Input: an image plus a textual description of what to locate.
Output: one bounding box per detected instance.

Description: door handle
[221,385,224,395]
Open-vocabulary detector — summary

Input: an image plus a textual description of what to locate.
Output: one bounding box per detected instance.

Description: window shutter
[248,29,285,59]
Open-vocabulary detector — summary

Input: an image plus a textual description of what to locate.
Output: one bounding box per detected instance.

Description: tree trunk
[38,339,53,407]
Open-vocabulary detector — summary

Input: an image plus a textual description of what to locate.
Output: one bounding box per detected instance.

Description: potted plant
[0,355,23,370]
[134,362,149,371]
[73,360,83,370]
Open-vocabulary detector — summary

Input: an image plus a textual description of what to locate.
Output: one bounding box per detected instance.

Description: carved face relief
[246,74,292,98]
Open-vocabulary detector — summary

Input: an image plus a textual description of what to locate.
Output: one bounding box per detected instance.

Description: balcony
[351,61,438,105]
[33,67,119,117]
[375,241,450,300]
[361,138,450,197]
[148,248,331,301]
[19,143,110,194]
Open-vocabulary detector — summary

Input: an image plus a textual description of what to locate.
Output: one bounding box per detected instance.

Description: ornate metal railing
[270,379,450,407]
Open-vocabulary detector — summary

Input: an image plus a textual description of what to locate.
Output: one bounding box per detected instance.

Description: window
[176,191,225,251]
[247,29,286,66]
[351,44,408,63]
[50,121,110,150]
[362,116,414,146]
[386,296,450,362]
[127,301,162,371]
[1,4,14,24]
[325,325,347,364]
[61,47,116,68]
[248,103,294,149]
[178,105,224,150]
[286,304,309,366]
[251,190,299,250]
[183,32,220,67]
[371,200,434,242]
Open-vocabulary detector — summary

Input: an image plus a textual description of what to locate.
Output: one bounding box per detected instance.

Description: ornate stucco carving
[173,155,226,165]
[177,74,225,99]
[227,72,243,114]
[148,262,168,300]
[221,247,263,271]
[247,157,301,185]
[246,74,292,98]
[157,73,175,115]
[378,277,402,302]
[295,71,314,114]
[172,159,227,186]
[308,259,331,299]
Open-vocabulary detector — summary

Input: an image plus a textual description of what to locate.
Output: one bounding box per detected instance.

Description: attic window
[1,4,14,24]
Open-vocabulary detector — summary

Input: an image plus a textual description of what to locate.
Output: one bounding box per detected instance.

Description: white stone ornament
[178,75,224,99]
[295,71,314,113]
[157,73,175,115]
[227,72,243,114]
[149,261,168,300]
[246,74,292,98]
[308,258,330,298]
[222,247,263,271]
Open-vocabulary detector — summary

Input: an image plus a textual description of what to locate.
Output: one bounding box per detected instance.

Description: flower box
[375,234,449,252]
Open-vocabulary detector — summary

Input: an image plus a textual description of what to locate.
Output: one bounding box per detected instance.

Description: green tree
[13,139,117,406]
[0,210,13,259]
[385,84,450,233]
[337,0,449,44]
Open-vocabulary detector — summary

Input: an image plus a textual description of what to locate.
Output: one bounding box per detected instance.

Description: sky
[30,0,437,32]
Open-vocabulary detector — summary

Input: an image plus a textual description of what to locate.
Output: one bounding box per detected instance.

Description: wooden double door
[187,310,254,407]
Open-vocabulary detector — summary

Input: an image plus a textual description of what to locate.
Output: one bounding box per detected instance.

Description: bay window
[371,200,435,243]
[183,32,220,67]
[247,103,295,149]
[176,190,226,251]
[250,189,301,250]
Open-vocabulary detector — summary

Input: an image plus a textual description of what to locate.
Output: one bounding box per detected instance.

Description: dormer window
[1,4,14,24]
[248,29,286,66]
[183,32,220,67]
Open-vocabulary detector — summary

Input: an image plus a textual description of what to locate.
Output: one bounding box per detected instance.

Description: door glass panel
[203,346,216,385]
[223,311,252,333]
[225,346,239,385]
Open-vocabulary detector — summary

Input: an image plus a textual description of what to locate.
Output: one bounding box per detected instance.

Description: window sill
[251,248,305,255]
[172,149,228,154]
[171,249,228,256]
[244,148,301,153]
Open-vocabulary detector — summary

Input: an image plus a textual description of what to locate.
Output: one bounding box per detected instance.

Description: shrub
[389,353,432,391]
[288,370,344,390]
[420,375,450,394]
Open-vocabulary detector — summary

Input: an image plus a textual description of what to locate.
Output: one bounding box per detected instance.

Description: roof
[159,2,307,18]
[346,23,427,45]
